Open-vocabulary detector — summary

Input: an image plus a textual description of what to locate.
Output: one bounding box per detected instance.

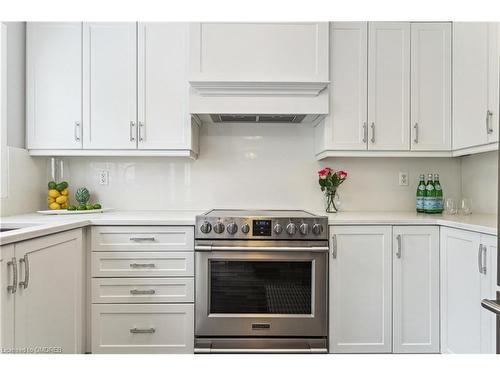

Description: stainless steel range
[194,209,329,353]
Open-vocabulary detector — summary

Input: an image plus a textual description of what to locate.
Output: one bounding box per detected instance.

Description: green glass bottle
[424,173,435,214]
[434,174,443,214]
[416,174,426,213]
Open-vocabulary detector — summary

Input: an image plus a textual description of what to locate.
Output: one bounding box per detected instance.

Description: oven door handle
[195,245,329,252]
[481,299,500,316]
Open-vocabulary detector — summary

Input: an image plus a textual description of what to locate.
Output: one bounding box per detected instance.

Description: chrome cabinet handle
[138,121,145,142]
[130,121,136,141]
[370,122,375,143]
[413,123,419,144]
[130,263,156,269]
[362,122,368,143]
[18,255,29,289]
[74,121,81,141]
[396,234,402,258]
[129,237,156,242]
[331,235,337,259]
[7,257,17,294]
[130,328,156,334]
[486,110,493,134]
[130,289,156,295]
[478,244,487,275]
[481,298,500,315]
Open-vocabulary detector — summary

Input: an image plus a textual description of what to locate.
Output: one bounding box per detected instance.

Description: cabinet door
[327,22,368,150]
[367,22,410,151]
[14,229,84,354]
[330,226,392,353]
[481,234,498,353]
[440,228,495,353]
[137,23,190,149]
[453,23,492,150]
[410,23,451,151]
[487,23,499,144]
[393,226,440,353]
[0,244,15,350]
[26,22,82,149]
[83,22,137,149]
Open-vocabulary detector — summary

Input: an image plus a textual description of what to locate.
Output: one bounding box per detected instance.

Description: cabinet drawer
[92,278,194,303]
[91,252,194,277]
[91,226,194,252]
[91,304,194,353]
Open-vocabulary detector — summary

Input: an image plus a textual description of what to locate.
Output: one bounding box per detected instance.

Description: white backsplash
[65,123,463,212]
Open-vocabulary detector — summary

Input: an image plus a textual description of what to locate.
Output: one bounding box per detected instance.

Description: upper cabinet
[26,22,83,150]
[83,23,137,150]
[453,23,499,154]
[27,22,199,158]
[316,22,454,158]
[189,22,329,83]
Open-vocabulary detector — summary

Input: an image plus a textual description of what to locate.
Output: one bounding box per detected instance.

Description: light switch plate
[98,170,109,185]
[399,172,409,186]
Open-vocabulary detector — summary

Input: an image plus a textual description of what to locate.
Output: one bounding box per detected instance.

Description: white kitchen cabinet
[1,244,15,350]
[26,22,83,150]
[83,22,137,149]
[329,226,392,353]
[410,23,452,151]
[453,23,499,153]
[440,228,497,354]
[393,226,440,353]
[367,22,410,151]
[137,23,197,150]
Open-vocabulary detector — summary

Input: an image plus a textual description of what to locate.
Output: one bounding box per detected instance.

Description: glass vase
[325,189,340,213]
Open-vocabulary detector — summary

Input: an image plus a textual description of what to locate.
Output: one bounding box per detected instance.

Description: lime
[60,181,68,189]
[48,181,57,189]
[67,205,77,211]
[77,204,87,210]
[86,204,94,210]
[93,203,102,209]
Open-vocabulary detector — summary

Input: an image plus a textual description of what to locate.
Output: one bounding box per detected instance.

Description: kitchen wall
[66,123,463,212]
[460,150,498,215]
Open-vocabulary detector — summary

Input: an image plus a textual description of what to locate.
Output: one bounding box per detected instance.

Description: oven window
[209,261,312,314]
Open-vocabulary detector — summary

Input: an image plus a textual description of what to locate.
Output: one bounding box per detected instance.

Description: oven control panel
[195,215,328,240]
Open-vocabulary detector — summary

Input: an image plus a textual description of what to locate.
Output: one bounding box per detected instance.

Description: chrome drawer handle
[18,255,29,289]
[486,110,493,134]
[413,123,419,144]
[130,289,156,295]
[7,257,17,294]
[362,122,368,143]
[331,235,337,259]
[130,121,136,141]
[139,121,145,141]
[74,121,81,141]
[477,244,487,275]
[396,234,402,258]
[129,237,156,242]
[370,122,375,143]
[129,263,156,269]
[130,328,156,334]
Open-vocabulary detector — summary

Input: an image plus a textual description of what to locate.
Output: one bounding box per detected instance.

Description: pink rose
[336,170,347,180]
[318,167,332,179]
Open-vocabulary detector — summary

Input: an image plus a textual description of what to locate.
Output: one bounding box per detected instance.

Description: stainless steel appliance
[194,209,328,353]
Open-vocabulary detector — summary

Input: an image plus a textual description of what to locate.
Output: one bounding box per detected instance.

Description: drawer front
[91,226,194,252]
[91,304,194,354]
[91,252,194,277]
[92,278,194,303]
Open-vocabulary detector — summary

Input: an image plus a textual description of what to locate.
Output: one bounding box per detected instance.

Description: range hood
[196,113,323,125]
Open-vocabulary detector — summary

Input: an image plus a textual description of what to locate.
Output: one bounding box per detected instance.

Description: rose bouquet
[318,167,347,213]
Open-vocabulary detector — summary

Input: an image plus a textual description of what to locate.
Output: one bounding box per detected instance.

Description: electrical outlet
[98,170,109,185]
[399,172,409,186]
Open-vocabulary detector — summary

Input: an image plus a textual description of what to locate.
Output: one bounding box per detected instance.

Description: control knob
[241,223,250,234]
[227,222,238,235]
[213,221,225,234]
[299,223,309,235]
[274,223,283,234]
[312,223,324,235]
[200,221,212,234]
[286,222,297,235]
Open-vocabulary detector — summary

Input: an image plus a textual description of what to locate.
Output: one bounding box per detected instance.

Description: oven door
[195,244,327,337]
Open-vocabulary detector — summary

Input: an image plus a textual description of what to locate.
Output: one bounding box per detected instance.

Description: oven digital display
[252,220,272,236]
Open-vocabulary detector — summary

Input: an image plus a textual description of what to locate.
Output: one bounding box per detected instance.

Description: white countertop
[0,210,497,245]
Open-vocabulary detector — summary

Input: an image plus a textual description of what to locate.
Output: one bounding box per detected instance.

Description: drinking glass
[460,198,472,215]
[445,198,458,215]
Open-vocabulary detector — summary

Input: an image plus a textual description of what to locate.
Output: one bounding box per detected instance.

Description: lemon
[49,202,61,210]
[47,196,55,204]
[56,195,67,204]
[61,203,68,209]
[61,188,69,196]
[48,189,61,198]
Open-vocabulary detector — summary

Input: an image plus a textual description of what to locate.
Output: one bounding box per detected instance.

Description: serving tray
[37,208,113,215]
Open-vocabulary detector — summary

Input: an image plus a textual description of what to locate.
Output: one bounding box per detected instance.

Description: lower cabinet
[440,227,497,354]
[329,225,440,353]
[1,229,84,353]
[91,304,194,354]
